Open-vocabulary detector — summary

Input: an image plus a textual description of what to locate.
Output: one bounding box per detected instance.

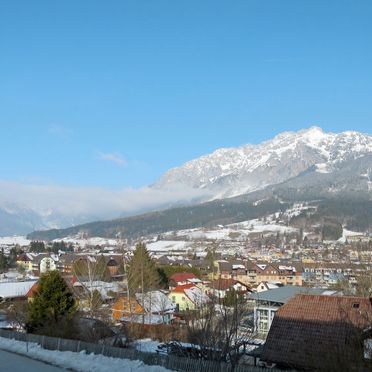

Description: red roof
[17,254,31,262]
[170,272,197,284]
[171,283,195,293]
[27,283,39,298]
[262,294,372,370]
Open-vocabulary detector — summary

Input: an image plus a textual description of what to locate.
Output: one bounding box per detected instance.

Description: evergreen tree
[27,270,76,334]
[127,242,160,294]
[8,246,19,267]
[29,241,46,253]
[0,249,9,272]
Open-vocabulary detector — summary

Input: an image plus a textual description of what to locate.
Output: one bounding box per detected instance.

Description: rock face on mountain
[155,127,372,198]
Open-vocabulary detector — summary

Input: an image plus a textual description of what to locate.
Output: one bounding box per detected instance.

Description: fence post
[26,333,28,353]
[77,340,81,352]
[41,335,45,348]
[57,338,61,351]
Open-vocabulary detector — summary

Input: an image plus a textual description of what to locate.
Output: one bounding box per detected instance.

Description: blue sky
[1,0,372,190]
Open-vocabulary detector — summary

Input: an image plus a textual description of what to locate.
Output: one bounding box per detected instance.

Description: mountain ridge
[154,126,372,198]
[2,126,372,237]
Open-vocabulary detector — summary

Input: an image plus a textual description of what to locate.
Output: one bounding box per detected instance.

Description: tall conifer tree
[127,242,160,294]
[27,270,76,333]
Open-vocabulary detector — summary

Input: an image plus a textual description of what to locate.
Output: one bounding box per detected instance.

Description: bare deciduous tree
[173,291,256,370]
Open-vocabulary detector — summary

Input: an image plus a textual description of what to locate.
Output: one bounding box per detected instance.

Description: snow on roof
[232,264,245,270]
[267,283,280,290]
[74,281,125,300]
[0,280,37,299]
[187,278,202,283]
[119,314,167,325]
[135,291,175,313]
[184,286,209,306]
[278,265,296,272]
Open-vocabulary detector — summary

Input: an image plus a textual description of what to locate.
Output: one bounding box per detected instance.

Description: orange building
[112,297,144,321]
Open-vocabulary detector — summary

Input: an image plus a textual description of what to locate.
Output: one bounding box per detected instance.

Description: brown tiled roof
[218,261,232,272]
[209,279,238,291]
[261,294,372,370]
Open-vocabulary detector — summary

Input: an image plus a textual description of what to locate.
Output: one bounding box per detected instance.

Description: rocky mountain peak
[155,127,372,198]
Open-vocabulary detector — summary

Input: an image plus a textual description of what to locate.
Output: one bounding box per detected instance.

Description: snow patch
[0,337,173,372]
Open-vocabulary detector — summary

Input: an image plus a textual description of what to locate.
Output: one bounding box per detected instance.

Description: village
[0,224,371,370]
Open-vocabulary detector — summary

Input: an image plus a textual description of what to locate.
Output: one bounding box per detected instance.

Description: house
[302,262,358,285]
[30,254,58,274]
[168,284,209,311]
[169,272,201,289]
[112,297,144,322]
[73,280,125,303]
[254,281,283,293]
[217,260,250,284]
[112,290,175,324]
[256,262,302,286]
[215,260,303,287]
[58,254,80,274]
[261,294,372,370]
[0,280,38,301]
[16,254,33,271]
[248,286,339,335]
[106,257,120,277]
[135,291,176,324]
[206,279,250,299]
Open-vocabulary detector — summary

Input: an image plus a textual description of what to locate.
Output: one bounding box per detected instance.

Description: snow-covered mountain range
[0,202,98,236]
[2,127,372,236]
[155,126,372,198]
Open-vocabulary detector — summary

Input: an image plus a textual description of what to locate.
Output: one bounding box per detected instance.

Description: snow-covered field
[338,228,365,243]
[0,236,31,246]
[53,236,119,247]
[145,240,190,252]
[0,337,173,372]
[144,216,299,253]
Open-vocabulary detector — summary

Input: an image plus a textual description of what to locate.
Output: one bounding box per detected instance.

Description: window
[258,309,269,333]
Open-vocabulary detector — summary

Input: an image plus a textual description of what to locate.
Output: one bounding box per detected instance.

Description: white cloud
[0,180,211,221]
[98,152,127,167]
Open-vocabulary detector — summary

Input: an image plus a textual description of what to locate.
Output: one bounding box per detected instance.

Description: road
[0,349,65,371]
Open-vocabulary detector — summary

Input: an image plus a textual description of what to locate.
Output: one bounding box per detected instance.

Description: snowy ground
[0,236,31,246]
[145,240,190,252]
[338,228,365,243]
[0,337,173,372]
[159,218,297,240]
[0,349,64,371]
[53,236,119,248]
[132,338,162,353]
